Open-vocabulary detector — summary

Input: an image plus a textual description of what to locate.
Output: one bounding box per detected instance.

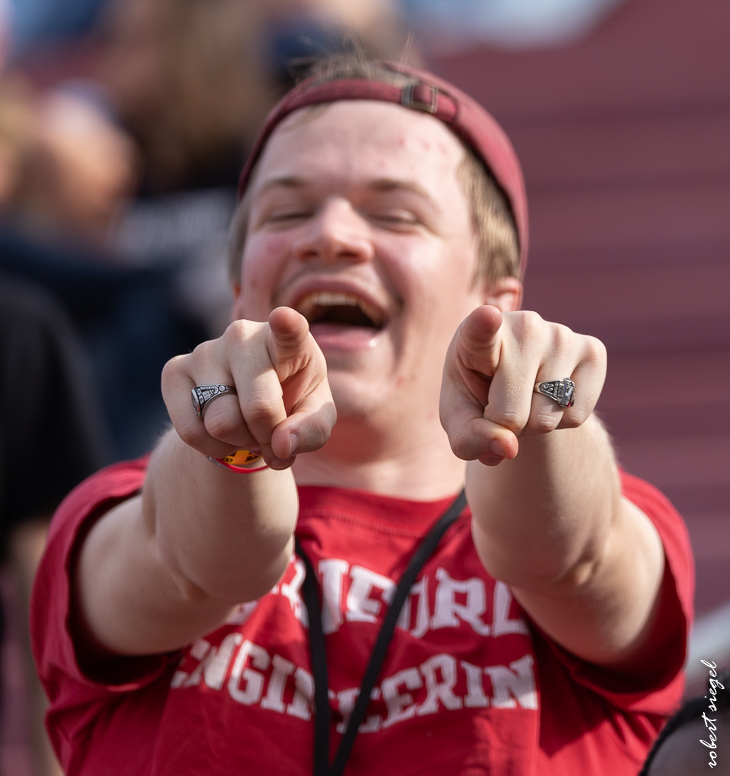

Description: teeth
[295,291,385,327]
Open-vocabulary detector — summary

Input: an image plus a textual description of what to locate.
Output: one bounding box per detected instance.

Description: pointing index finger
[456,305,504,377]
[266,307,314,380]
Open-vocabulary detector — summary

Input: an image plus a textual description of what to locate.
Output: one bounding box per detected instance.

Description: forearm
[444,308,665,667]
[467,414,621,591]
[145,429,299,604]
[75,311,333,657]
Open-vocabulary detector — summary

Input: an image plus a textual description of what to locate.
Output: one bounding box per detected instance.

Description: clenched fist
[162,307,337,469]
[440,305,607,466]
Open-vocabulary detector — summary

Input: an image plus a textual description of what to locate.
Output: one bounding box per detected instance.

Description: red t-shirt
[31,458,694,776]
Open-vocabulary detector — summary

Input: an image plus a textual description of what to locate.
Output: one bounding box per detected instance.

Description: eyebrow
[367,178,433,202]
[255,175,436,205]
[255,176,308,196]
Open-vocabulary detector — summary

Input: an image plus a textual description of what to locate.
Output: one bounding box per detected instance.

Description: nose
[292,198,374,265]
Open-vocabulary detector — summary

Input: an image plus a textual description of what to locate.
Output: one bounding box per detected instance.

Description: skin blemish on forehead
[390,115,453,154]
[395,133,447,157]
[260,101,465,170]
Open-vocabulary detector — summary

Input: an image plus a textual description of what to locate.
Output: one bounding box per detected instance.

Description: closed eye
[266,210,313,224]
[369,210,420,228]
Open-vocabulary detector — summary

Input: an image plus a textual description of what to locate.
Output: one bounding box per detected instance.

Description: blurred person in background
[0,65,208,460]
[100,0,267,197]
[1,80,137,246]
[0,276,109,776]
[6,0,108,58]
[2,4,416,773]
[2,5,417,772]
[99,0,419,337]
[100,0,417,197]
[0,9,109,775]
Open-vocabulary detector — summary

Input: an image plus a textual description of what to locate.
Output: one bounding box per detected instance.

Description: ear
[480,275,523,312]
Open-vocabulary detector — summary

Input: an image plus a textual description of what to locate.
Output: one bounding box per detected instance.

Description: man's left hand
[439,305,607,465]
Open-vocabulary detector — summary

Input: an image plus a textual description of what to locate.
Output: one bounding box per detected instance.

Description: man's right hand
[161,306,336,469]
[72,308,335,658]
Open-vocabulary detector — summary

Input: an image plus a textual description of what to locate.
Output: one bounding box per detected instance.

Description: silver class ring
[191,384,238,418]
[535,378,576,409]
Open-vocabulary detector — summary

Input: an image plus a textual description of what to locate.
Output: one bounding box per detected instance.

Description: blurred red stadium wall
[433,0,730,616]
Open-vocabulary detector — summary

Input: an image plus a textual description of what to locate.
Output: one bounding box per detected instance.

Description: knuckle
[189,338,214,360]
[550,323,574,352]
[584,335,607,364]
[161,355,190,389]
[558,414,582,429]
[225,318,250,337]
[223,318,258,348]
[560,415,581,428]
[287,402,336,453]
[449,430,476,461]
[564,406,591,427]
[163,353,188,375]
[450,420,492,461]
[184,341,221,377]
[243,394,283,423]
[487,408,523,434]
[515,310,544,337]
[528,411,561,435]
[176,418,208,449]
[204,411,243,441]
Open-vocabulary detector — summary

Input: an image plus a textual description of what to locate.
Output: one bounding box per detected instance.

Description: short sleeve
[30,457,178,767]
[536,470,694,715]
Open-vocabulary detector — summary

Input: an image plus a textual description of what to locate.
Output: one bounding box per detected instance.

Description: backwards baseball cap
[237,61,529,274]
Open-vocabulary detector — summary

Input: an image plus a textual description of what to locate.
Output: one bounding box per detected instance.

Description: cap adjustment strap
[401,81,439,114]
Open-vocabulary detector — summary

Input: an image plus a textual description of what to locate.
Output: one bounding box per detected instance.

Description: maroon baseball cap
[237,61,529,274]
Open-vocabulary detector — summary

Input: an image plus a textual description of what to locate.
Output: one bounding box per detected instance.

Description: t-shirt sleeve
[30,457,179,765]
[535,470,694,716]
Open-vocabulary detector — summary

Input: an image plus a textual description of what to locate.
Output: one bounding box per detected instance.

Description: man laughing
[32,56,693,776]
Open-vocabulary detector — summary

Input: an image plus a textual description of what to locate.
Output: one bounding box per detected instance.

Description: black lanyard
[295,489,467,776]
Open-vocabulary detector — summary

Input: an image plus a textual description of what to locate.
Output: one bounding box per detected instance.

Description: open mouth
[294,291,387,331]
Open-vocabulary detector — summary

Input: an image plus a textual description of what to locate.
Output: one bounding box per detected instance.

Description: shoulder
[30,455,176,773]
[31,456,152,681]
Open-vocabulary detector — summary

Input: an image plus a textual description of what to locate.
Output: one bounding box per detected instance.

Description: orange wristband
[205,449,269,473]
